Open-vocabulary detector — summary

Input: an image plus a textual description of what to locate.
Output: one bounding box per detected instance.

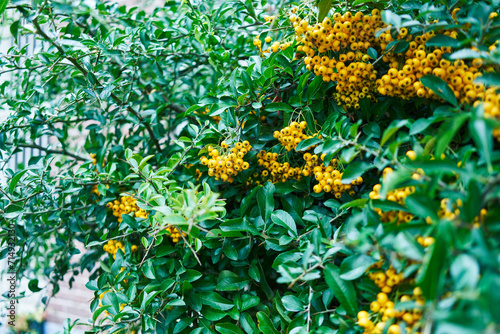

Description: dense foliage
[1,0,500,333]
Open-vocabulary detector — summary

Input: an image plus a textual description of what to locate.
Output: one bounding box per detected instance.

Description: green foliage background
[0,0,499,333]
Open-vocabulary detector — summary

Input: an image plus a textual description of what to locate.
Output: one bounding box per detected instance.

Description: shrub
[1,0,500,333]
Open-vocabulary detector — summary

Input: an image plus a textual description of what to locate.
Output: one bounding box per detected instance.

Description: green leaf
[240,294,260,311]
[382,10,401,28]
[405,194,439,221]
[435,113,469,157]
[282,295,304,312]
[341,161,374,184]
[393,40,409,53]
[216,275,250,292]
[28,279,42,292]
[0,0,9,17]
[306,75,323,100]
[449,49,482,60]
[241,312,258,334]
[317,0,333,22]
[474,73,500,86]
[9,170,28,193]
[271,210,297,237]
[381,119,408,146]
[339,254,377,280]
[425,35,461,48]
[450,254,479,290]
[198,292,234,311]
[295,137,322,152]
[257,182,275,222]
[420,75,458,106]
[393,232,424,261]
[470,108,493,173]
[416,223,449,300]
[216,323,244,334]
[142,260,156,279]
[265,102,294,113]
[410,117,436,135]
[339,198,368,210]
[167,299,186,307]
[324,264,358,317]
[367,47,377,59]
[256,311,280,334]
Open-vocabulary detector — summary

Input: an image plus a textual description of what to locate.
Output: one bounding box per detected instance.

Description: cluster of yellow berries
[106,196,148,223]
[102,240,138,259]
[474,88,500,141]
[369,167,416,223]
[252,14,294,53]
[331,59,378,108]
[200,141,251,183]
[289,10,384,108]
[357,288,425,334]
[436,198,488,227]
[312,158,360,198]
[90,153,98,165]
[368,266,405,294]
[417,236,435,247]
[91,184,100,196]
[273,121,313,151]
[255,150,305,184]
[264,15,276,22]
[165,225,187,243]
[437,198,462,221]
[377,52,484,103]
[253,36,292,54]
[291,9,384,54]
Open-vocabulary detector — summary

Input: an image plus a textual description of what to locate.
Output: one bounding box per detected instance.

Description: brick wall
[43,242,94,332]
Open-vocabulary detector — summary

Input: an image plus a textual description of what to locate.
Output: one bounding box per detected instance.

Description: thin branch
[14,143,88,161]
[22,205,93,216]
[31,16,161,152]
[165,124,207,179]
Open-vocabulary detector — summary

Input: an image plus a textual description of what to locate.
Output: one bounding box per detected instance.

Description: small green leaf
[340,254,377,280]
[216,323,245,334]
[295,137,322,152]
[0,0,9,16]
[282,295,304,312]
[256,311,280,334]
[341,161,374,184]
[257,182,275,222]
[435,113,469,157]
[9,170,28,194]
[317,0,333,22]
[28,279,42,292]
[271,210,297,237]
[265,102,294,113]
[474,73,500,86]
[425,35,461,48]
[324,264,358,317]
[381,119,409,146]
[470,106,493,173]
[449,49,482,60]
[367,47,377,59]
[198,292,234,311]
[420,75,458,106]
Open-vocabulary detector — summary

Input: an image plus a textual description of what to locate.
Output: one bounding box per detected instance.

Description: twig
[31,17,162,152]
[288,262,323,289]
[14,143,88,162]
[178,229,202,266]
[165,124,207,179]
